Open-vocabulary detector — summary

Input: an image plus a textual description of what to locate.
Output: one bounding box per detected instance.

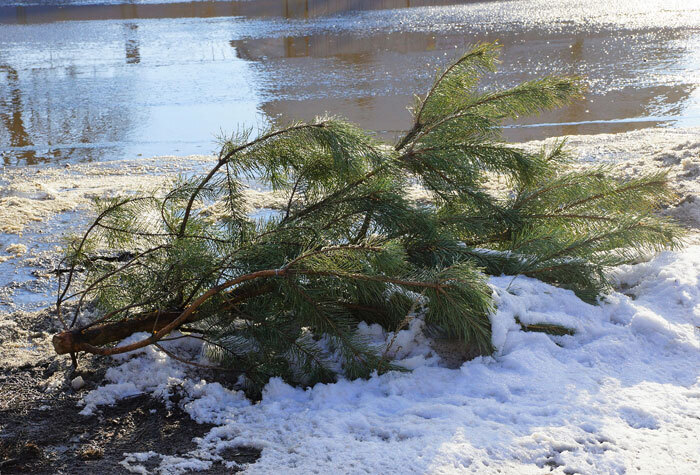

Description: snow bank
[80,246,700,474]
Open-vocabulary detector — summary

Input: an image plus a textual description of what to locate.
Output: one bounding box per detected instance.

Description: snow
[0,243,27,263]
[81,246,700,474]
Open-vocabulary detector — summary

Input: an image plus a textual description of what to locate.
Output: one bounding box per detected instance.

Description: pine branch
[52,43,683,392]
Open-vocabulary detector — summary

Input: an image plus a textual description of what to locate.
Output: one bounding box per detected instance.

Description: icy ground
[80,247,700,475]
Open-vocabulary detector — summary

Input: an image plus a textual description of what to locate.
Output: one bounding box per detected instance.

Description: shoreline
[2,125,699,238]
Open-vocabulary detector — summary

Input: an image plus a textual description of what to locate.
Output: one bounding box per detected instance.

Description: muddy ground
[0,307,260,474]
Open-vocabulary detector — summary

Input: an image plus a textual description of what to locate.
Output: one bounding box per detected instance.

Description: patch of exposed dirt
[0,310,260,474]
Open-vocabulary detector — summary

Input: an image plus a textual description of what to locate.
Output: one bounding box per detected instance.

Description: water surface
[1,0,699,165]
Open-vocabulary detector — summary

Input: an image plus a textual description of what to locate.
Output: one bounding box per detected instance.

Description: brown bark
[52,309,182,355]
[52,281,273,355]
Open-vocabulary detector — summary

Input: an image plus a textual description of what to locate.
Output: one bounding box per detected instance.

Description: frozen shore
[2,126,700,238]
[1,126,699,473]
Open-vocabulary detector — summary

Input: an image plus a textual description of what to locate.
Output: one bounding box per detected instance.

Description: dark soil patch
[0,338,260,474]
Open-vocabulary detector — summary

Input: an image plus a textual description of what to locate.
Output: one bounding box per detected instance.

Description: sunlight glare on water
[1,0,699,165]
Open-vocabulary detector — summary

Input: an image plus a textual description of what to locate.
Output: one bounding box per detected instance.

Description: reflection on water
[0,1,476,24]
[0,65,29,156]
[124,23,141,64]
[233,16,699,141]
[1,0,699,165]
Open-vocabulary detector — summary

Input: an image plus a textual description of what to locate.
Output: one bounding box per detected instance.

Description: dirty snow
[0,243,27,264]
[2,127,700,238]
[81,246,700,474]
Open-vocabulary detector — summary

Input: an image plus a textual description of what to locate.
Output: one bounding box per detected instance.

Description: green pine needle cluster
[57,43,683,395]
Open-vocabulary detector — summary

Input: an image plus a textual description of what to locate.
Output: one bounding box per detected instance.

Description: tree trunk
[52,309,183,355]
[52,282,272,355]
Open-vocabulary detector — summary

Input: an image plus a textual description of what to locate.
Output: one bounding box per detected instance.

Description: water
[1,0,699,165]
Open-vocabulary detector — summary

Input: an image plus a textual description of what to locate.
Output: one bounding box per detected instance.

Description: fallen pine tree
[52,43,683,394]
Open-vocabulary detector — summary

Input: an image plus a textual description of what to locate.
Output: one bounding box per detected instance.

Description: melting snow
[82,247,700,474]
